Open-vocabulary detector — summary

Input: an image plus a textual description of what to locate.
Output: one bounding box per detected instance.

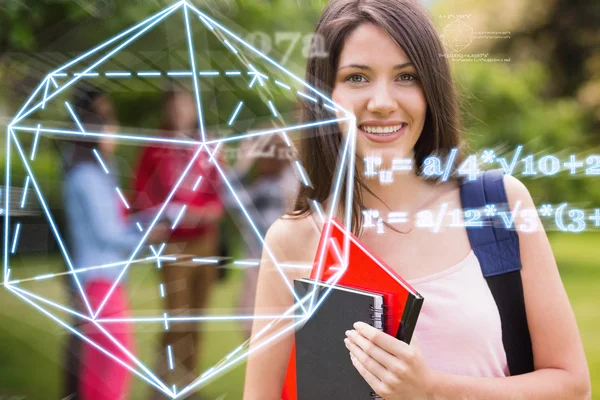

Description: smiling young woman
[243,1,591,399]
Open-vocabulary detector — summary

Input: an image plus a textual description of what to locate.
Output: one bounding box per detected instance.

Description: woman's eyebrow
[338,62,414,71]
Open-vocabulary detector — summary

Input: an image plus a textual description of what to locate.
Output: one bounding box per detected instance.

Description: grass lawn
[0,232,598,399]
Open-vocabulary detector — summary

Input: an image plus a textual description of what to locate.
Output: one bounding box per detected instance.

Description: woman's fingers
[345,329,397,371]
[354,321,413,359]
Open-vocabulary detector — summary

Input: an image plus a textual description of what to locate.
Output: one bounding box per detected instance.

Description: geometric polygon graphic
[4,1,356,397]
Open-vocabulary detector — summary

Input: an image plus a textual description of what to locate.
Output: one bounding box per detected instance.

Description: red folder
[282,218,423,400]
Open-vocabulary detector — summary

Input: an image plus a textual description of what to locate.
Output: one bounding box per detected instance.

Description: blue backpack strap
[460,169,534,375]
[461,169,522,276]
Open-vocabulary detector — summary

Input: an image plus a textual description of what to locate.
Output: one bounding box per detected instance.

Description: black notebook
[294,278,385,400]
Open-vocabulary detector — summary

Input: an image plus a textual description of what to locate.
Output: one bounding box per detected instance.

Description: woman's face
[332,23,427,166]
[165,92,198,134]
[93,95,118,155]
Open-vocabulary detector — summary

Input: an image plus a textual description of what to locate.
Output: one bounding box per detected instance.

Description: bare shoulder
[264,214,320,264]
[503,174,535,207]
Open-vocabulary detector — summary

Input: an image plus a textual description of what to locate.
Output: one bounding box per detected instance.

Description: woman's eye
[398,73,417,82]
[346,74,367,83]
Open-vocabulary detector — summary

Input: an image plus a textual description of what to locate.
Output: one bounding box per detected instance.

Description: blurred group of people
[60,86,297,399]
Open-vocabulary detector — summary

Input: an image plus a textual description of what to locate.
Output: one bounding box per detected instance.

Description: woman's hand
[345,322,437,400]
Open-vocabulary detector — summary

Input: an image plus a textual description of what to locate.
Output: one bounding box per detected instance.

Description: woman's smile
[358,121,408,143]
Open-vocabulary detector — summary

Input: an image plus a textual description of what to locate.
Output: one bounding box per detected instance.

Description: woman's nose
[366,84,398,116]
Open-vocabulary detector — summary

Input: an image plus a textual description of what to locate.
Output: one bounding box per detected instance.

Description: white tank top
[407,250,510,377]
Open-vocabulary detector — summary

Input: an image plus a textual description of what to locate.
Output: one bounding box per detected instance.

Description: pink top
[407,250,510,377]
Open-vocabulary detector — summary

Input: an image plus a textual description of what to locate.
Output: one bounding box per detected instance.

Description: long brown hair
[292,0,465,235]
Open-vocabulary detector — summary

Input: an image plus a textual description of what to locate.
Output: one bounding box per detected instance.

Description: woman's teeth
[359,124,406,135]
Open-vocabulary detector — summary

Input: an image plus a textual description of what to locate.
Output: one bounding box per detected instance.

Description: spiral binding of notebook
[369,304,385,400]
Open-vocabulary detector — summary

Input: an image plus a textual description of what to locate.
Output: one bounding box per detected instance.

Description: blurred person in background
[62,86,168,400]
[225,132,298,338]
[133,88,224,399]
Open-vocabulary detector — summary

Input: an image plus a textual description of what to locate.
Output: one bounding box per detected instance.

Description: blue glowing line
[211,156,307,314]
[280,131,292,147]
[343,123,357,269]
[184,3,351,117]
[201,367,215,378]
[105,72,132,77]
[207,142,221,162]
[171,205,187,229]
[53,73,67,77]
[49,76,59,88]
[41,78,50,110]
[93,145,205,319]
[324,104,337,113]
[93,322,172,394]
[35,273,55,281]
[6,285,175,397]
[5,257,151,286]
[233,260,259,266]
[150,243,166,257]
[115,187,130,209]
[192,176,203,191]
[12,125,201,146]
[136,222,143,232]
[178,299,311,397]
[92,149,110,174]
[159,256,177,261]
[20,177,30,208]
[10,131,93,316]
[9,284,92,321]
[53,2,182,76]
[308,127,353,311]
[248,64,267,87]
[172,385,177,396]
[223,39,238,54]
[11,223,21,254]
[30,124,41,160]
[311,200,325,222]
[208,117,351,145]
[228,101,244,126]
[12,78,47,122]
[297,91,317,103]
[198,71,219,76]
[4,129,12,284]
[274,80,291,90]
[294,161,310,187]
[74,72,99,77]
[98,314,298,323]
[160,283,165,298]
[225,71,241,76]
[226,344,244,360]
[12,2,183,127]
[248,75,258,88]
[163,312,169,330]
[183,3,207,143]
[267,100,278,118]
[65,102,86,134]
[167,345,174,370]
[192,258,219,264]
[137,71,162,77]
[194,8,213,31]
[167,71,192,77]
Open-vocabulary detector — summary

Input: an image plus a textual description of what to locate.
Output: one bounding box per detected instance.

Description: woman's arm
[345,175,591,400]
[74,167,143,252]
[243,217,314,400]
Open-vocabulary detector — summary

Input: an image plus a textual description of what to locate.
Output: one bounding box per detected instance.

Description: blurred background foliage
[1,0,598,207]
[0,0,599,398]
